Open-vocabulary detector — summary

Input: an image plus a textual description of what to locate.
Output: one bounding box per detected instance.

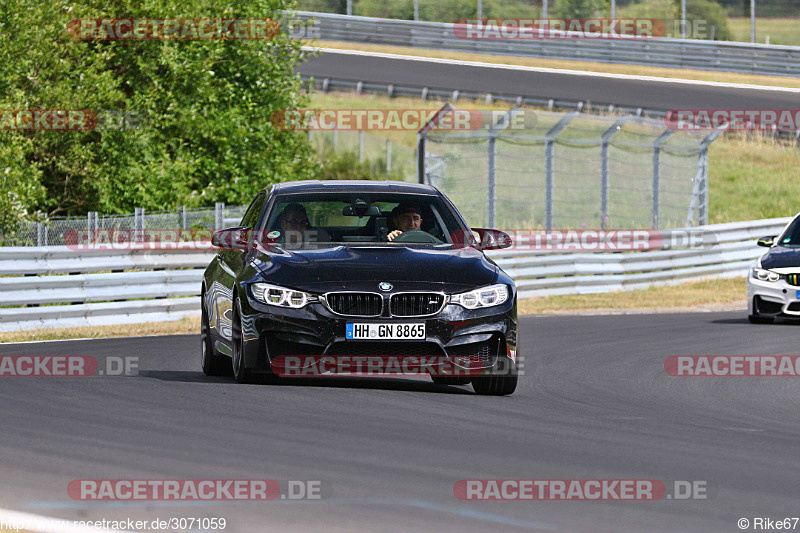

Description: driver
[387,203,423,242]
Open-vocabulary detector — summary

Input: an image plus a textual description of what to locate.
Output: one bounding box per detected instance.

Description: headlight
[752,268,782,282]
[251,282,315,308]
[449,284,509,309]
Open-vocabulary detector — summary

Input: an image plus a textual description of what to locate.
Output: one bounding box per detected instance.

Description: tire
[201,292,228,376]
[431,375,472,386]
[231,298,254,384]
[471,361,518,396]
[748,315,774,324]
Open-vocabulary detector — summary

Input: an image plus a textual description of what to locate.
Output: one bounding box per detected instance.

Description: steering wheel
[390,230,443,243]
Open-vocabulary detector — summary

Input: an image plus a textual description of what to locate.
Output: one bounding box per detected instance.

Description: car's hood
[760,246,800,270]
[251,245,498,292]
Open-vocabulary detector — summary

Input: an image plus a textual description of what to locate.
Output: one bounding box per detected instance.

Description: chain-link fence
[308,128,418,180]
[4,204,247,247]
[419,107,722,230]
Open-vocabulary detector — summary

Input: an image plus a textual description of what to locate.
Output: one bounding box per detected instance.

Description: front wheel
[471,361,518,396]
[231,298,254,384]
[748,315,774,324]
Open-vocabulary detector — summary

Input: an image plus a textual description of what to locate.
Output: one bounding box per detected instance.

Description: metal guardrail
[0,218,789,331]
[487,217,791,298]
[301,75,668,119]
[295,11,800,77]
[0,248,213,332]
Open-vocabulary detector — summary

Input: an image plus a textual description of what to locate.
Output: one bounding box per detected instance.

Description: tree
[550,0,611,18]
[0,0,319,231]
[619,0,730,40]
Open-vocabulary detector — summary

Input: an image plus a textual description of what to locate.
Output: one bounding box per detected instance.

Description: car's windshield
[262,192,466,247]
[777,216,800,246]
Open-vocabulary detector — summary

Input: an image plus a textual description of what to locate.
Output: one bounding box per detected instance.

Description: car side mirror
[757,236,776,247]
[471,228,513,251]
[212,227,252,250]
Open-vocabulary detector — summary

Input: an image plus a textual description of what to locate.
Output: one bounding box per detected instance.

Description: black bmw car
[201,180,518,395]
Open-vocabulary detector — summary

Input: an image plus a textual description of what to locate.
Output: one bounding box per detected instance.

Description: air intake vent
[390,293,445,317]
[325,292,383,316]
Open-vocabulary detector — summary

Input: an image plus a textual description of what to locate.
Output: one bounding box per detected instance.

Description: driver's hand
[387,230,403,241]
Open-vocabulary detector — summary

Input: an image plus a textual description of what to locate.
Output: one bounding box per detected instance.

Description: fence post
[215,203,225,230]
[416,132,425,183]
[134,207,144,243]
[181,206,187,230]
[88,212,97,243]
[417,103,455,185]
[37,221,45,247]
[652,130,675,230]
[544,113,577,230]
[687,128,725,226]
[386,139,392,173]
[698,149,710,226]
[485,108,521,228]
[600,117,629,230]
[487,131,497,228]
[358,130,364,162]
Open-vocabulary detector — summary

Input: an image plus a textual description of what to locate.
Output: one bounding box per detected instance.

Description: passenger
[277,203,329,243]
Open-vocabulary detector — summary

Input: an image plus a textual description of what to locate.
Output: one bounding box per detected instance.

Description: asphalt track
[297,50,800,111]
[2,311,800,532]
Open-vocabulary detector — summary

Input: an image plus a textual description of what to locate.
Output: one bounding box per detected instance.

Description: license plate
[346,323,425,340]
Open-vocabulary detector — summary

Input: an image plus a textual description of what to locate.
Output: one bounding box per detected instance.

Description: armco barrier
[486,217,791,298]
[294,11,800,78]
[0,218,790,331]
[0,247,214,332]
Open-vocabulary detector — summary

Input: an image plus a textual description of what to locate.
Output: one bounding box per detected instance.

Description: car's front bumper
[747,275,800,317]
[237,291,518,377]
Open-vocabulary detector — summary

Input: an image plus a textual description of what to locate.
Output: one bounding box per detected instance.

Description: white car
[747,213,800,324]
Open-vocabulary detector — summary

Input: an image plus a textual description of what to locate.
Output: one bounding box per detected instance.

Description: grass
[306,40,800,89]
[709,134,800,223]
[0,317,200,344]
[518,277,746,315]
[728,17,800,46]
